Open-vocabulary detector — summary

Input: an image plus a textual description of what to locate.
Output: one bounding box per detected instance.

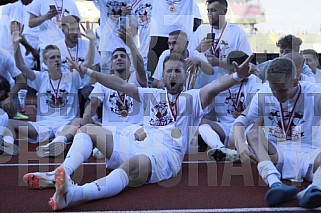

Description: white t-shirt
[27,69,90,122]
[28,0,81,49]
[93,0,137,52]
[0,48,22,89]
[152,48,211,88]
[209,75,259,128]
[189,23,252,83]
[132,0,153,58]
[0,2,23,54]
[138,88,204,155]
[149,0,194,38]
[54,38,101,70]
[314,68,321,85]
[90,73,142,127]
[236,81,321,147]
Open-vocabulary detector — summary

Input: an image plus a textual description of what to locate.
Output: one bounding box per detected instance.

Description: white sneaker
[92,147,105,159]
[0,140,19,156]
[48,166,77,211]
[23,171,55,189]
[207,147,240,162]
[36,141,65,157]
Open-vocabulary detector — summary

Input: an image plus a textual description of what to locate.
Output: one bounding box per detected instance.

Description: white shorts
[28,119,70,143]
[106,135,183,183]
[102,123,142,140]
[273,142,321,182]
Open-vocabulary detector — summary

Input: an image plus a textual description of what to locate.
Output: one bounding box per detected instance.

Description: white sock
[198,124,224,149]
[51,135,67,144]
[62,133,93,176]
[297,167,321,200]
[257,160,281,187]
[0,111,8,136]
[81,168,129,201]
[3,136,14,145]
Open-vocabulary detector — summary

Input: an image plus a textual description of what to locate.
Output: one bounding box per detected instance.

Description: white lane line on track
[32,207,321,213]
[0,161,217,167]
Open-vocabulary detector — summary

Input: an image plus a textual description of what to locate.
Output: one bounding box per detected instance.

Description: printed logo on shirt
[214,40,229,60]
[134,2,152,26]
[267,109,305,141]
[225,92,246,115]
[45,89,68,108]
[106,1,128,16]
[165,0,181,6]
[62,58,85,67]
[149,101,173,126]
[109,91,133,117]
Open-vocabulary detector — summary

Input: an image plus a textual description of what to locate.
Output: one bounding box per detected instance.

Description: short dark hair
[206,0,228,8]
[227,50,249,69]
[61,15,80,26]
[302,49,319,60]
[163,53,187,71]
[112,48,130,60]
[276,34,302,52]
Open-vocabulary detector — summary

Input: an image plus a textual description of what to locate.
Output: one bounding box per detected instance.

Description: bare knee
[120,155,152,187]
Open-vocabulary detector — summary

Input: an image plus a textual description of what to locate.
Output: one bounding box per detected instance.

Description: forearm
[29,14,49,28]
[201,73,240,108]
[233,122,247,149]
[85,69,138,96]
[128,42,147,87]
[13,44,36,80]
[198,59,214,75]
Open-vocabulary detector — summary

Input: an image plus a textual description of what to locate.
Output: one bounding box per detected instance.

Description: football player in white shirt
[302,49,321,84]
[234,57,321,208]
[199,51,259,162]
[3,23,93,154]
[22,52,254,210]
[152,30,213,89]
[35,25,147,158]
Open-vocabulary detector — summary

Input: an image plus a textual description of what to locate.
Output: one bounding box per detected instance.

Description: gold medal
[171,128,181,139]
[169,5,176,12]
[120,110,128,117]
[232,111,240,118]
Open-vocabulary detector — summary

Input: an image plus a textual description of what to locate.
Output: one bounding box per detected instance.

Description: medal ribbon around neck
[167,92,181,122]
[132,0,142,8]
[228,81,244,111]
[66,41,79,63]
[211,22,227,54]
[49,74,62,102]
[116,74,131,115]
[279,84,302,138]
[54,0,64,20]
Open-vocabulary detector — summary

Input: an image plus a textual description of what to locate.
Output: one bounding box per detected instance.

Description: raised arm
[28,9,57,28]
[200,54,254,108]
[70,61,140,101]
[80,21,96,69]
[118,26,147,87]
[12,23,36,80]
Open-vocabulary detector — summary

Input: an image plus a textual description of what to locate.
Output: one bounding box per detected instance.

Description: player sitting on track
[23,52,254,211]
[234,57,321,208]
